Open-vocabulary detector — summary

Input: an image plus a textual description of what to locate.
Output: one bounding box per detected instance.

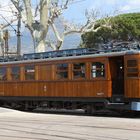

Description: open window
[126,60,138,77]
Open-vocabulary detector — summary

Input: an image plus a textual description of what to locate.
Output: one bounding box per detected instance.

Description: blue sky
[63,0,140,23]
[1,0,140,24]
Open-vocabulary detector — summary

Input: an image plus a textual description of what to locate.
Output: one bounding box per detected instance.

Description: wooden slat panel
[3,82,22,96]
[22,82,38,96]
[125,79,140,98]
[3,80,111,97]
[124,54,140,98]
[0,83,4,96]
[1,56,112,98]
[37,80,111,97]
[38,65,52,80]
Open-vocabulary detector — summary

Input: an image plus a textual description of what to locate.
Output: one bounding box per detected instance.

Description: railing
[0,42,139,62]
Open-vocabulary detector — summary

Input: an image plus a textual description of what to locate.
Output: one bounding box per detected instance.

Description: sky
[0,0,140,24]
[0,0,140,53]
[63,0,140,23]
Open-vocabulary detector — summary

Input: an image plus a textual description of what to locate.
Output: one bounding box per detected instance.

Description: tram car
[0,43,140,114]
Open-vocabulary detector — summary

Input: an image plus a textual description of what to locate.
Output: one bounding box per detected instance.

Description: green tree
[81,13,140,48]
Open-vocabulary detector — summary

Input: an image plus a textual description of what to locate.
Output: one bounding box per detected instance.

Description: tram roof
[0,50,139,65]
[0,42,140,65]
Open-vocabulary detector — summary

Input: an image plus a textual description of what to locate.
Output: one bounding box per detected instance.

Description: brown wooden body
[0,57,111,98]
[0,52,139,100]
[124,54,140,98]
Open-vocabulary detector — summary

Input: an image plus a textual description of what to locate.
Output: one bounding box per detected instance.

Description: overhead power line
[0,14,16,33]
[69,0,86,5]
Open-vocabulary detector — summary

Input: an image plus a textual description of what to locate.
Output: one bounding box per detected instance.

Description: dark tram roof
[0,42,140,63]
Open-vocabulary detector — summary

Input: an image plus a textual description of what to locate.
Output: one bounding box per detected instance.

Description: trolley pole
[17,1,21,56]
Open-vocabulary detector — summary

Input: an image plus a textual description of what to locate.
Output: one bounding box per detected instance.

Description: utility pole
[17,1,21,56]
[3,30,9,56]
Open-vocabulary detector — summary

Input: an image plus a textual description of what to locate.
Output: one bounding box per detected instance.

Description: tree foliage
[81,13,140,48]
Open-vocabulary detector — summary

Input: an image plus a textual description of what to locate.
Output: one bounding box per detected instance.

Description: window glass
[57,64,68,71]
[73,63,86,79]
[11,66,20,80]
[56,64,68,80]
[57,71,68,79]
[91,62,105,78]
[25,65,35,80]
[0,67,7,81]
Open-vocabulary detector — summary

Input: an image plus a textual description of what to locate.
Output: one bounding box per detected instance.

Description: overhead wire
[0,9,15,13]
[0,3,13,9]
[69,0,86,5]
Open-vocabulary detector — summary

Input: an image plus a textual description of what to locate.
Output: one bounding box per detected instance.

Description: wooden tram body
[0,47,140,112]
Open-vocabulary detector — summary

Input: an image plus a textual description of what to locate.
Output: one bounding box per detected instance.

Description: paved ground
[0,108,140,140]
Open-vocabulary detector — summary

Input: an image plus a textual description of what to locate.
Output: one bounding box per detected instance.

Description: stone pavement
[0,108,139,140]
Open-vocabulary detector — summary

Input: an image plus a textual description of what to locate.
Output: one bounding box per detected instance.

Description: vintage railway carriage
[0,47,140,113]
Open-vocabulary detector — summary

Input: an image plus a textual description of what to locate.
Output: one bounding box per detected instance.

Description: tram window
[127,60,137,67]
[25,65,35,80]
[127,60,138,77]
[73,63,86,79]
[56,64,68,80]
[0,67,7,81]
[91,62,105,78]
[11,66,20,80]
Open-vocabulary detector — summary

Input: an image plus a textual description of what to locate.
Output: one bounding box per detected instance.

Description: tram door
[109,56,124,102]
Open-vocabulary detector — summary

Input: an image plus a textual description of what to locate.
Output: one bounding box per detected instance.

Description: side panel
[3,82,23,96]
[124,54,140,98]
[0,57,112,98]
[125,79,140,98]
[0,82,4,96]
[0,80,111,98]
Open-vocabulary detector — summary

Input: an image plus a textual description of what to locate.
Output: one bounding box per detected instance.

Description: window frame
[72,62,86,80]
[90,61,106,80]
[24,65,36,81]
[10,66,20,81]
[55,63,69,80]
[126,59,139,78]
[0,67,7,81]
